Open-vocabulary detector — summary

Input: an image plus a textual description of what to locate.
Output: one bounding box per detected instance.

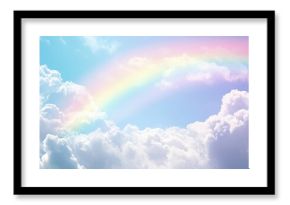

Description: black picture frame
[14,10,275,195]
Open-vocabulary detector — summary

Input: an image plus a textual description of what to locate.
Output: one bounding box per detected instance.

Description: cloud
[40,65,62,100]
[209,114,248,168]
[206,89,249,168]
[40,104,64,141]
[67,130,122,169]
[82,36,120,54]
[40,65,106,136]
[40,85,249,168]
[219,89,248,116]
[40,134,82,169]
[40,65,93,110]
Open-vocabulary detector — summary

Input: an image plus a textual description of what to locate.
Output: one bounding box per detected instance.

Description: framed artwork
[14,10,275,195]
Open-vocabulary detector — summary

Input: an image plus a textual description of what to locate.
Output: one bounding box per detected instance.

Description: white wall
[0,0,287,204]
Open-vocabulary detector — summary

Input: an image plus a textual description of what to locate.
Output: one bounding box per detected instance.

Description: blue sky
[40,36,248,129]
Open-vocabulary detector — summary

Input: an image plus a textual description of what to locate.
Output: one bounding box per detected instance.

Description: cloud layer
[39,65,249,169]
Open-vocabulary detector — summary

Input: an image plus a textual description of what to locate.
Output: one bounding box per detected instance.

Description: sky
[40,36,249,169]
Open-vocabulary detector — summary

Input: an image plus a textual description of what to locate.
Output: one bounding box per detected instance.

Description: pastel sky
[40,36,249,169]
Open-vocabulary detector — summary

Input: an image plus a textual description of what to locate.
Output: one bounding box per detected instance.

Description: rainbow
[62,36,248,131]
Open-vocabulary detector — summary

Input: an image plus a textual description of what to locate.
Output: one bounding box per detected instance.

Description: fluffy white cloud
[40,86,249,168]
[219,89,248,116]
[40,134,82,169]
[40,104,64,141]
[41,71,91,110]
[206,89,249,168]
[82,36,120,54]
[40,65,62,101]
[40,65,106,137]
